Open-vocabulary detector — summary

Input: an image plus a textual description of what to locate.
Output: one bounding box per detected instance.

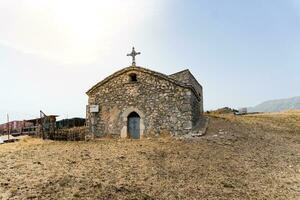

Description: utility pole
[7,114,10,140]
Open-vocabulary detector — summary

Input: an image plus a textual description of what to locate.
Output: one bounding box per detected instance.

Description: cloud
[0,0,165,64]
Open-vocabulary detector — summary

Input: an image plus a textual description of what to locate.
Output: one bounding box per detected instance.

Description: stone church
[86,48,203,139]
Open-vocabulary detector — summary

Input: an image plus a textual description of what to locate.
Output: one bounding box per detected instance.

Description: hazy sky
[0,0,299,123]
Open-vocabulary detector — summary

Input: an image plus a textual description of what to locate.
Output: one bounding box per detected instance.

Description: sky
[0,0,299,123]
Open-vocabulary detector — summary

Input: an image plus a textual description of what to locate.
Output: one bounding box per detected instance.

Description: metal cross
[127,47,141,66]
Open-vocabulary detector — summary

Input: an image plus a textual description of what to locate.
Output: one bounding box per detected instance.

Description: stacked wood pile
[50,127,88,141]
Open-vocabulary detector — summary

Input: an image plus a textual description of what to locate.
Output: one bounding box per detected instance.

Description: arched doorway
[127,112,140,139]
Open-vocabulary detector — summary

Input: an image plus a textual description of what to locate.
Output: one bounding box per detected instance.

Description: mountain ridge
[248,96,300,112]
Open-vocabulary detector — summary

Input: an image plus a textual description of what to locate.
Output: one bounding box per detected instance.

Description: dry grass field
[0,110,299,199]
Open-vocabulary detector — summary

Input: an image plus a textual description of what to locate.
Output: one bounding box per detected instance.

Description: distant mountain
[248,96,300,113]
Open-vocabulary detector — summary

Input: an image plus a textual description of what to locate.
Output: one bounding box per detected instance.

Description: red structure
[0,121,34,135]
[0,111,58,137]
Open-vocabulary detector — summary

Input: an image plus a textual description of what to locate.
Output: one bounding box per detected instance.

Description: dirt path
[0,114,299,199]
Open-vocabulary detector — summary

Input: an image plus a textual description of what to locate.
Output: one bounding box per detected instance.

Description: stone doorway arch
[127,112,140,139]
[121,107,145,139]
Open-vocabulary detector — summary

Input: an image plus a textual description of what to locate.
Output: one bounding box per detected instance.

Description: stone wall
[169,70,203,113]
[190,92,201,127]
[86,67,202,138]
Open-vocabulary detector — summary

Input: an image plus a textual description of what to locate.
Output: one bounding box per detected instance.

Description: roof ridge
[168,69,190,76]
[86,66,201,101]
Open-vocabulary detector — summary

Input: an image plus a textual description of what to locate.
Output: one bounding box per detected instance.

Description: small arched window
[129,73,137,82]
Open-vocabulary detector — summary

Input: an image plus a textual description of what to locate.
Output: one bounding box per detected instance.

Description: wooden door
[127,112,140,139]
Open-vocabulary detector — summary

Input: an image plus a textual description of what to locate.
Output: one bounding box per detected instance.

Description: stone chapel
[86,48,203,139]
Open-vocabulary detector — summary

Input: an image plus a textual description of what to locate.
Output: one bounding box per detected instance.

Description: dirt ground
[0,111,299,200]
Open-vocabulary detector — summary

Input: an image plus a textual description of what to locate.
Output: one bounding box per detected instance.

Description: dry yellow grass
[210,109,300,133]
[0,111,299,199]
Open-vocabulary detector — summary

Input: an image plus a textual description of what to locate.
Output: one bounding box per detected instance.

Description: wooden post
[7,114,10,140]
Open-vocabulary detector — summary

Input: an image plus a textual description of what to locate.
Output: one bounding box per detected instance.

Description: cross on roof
[127,47,141,66]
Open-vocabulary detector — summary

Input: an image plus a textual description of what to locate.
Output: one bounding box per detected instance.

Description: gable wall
[169,70,203,113]
[87,70,197,137]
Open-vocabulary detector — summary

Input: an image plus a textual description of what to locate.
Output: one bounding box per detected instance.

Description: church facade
[86,66,203,139]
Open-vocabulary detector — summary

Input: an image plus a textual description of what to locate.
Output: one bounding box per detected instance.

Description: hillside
[0,111,299,199]
[248,96,300,112]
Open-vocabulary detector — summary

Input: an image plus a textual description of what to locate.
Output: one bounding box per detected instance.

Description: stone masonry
[86,66,203,138]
